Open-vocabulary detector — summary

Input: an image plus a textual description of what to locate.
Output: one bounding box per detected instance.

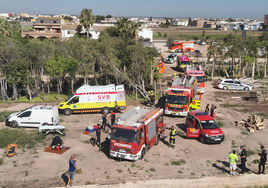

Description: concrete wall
[89,30,100,39]
[62,30,76,38]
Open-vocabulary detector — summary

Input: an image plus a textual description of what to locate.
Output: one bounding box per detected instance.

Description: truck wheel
[187,49,190,52]
[103,107,110,114]
[223,86,228,90]
[11,121,18,128]
[140,148,145,160]
[176,49,178,53]
[200,136,205,143]
[42,123,49,126]
[155,136,160,146]
[64,109,72,116]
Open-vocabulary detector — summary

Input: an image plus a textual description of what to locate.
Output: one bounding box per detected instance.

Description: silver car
[218,78,253,91]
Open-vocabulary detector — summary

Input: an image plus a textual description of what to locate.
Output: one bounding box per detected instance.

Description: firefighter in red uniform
[110,111,116,127]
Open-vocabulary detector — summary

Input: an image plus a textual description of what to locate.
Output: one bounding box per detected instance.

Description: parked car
[217,78,253,91]
[185,111,225,144]
[165,54,177,64]
[6,105,60,128]
[199,41,206,45]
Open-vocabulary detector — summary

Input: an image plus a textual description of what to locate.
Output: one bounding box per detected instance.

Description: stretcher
[38,125,66,136]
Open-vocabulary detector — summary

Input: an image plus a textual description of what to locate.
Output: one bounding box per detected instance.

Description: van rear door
[116,85,126,109]
[52,107,59,125]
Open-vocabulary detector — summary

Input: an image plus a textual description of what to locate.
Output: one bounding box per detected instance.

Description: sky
[0,0,267,19]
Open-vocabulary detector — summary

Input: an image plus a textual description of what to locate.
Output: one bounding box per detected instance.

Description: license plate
[118,154,126,158]
[119,149,126,153]
[215,138,221,141]
[198,90,201,92]
[172,112,178,115]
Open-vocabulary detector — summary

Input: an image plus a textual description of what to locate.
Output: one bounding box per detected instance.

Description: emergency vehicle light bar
[195,112,208,116]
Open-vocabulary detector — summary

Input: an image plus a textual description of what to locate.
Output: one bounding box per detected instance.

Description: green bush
[0,128,46,149]
[171,159,186,166]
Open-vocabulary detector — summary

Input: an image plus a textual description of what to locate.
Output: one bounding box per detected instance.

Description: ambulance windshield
[166,95,187,105]
[111,128,137,143]
[181,61,190,65]
[200,120,219,129]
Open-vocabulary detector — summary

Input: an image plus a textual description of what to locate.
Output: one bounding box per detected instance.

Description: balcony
[21,30,62,39]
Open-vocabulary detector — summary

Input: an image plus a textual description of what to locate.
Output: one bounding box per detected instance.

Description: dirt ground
[1,43,268,188]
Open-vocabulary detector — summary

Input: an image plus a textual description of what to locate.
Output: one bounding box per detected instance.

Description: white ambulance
[58,84,126,116]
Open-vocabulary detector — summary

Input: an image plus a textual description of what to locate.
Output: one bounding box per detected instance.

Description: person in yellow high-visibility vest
[228,150,238,176]
[169,126,178,149]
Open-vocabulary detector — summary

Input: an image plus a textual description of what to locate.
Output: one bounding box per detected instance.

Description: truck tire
[155,136,160,146]
[200,136,205,143]
[103,107,110,114]
[187,49,190,52]
[64,109,72,116]
[11,121,18,128]
[176,49,178,53]
[140,148,146,160]
[42,122,49,126]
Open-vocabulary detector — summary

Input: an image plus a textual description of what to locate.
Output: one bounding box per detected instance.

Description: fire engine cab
[110,106,166,161]
[185,111,225,144]
[165,76,201,116]
[184,67,206,94]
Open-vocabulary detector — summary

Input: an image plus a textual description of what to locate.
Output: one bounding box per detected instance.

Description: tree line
[0,9,160,101]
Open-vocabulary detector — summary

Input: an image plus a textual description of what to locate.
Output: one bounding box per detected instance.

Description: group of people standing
[228,145,267,176]
[205,104,217,119]
[146,90,156,107]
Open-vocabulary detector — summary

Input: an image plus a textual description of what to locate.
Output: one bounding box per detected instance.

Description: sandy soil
[1,43,268,188]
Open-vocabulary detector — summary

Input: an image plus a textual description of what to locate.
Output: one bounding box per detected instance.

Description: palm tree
[79,9,95,38]
[116,17,141,40]
[0,19,13,37]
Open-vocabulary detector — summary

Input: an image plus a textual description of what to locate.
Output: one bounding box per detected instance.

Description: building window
[53,21,57,23]
[67,31,71,34]
[40,20,43,23]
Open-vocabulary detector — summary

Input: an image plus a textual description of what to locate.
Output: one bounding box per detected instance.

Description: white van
[6,105,59,128]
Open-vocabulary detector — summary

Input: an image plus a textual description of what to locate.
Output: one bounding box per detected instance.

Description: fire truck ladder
[137,107,160,124]
[185,76,197,87]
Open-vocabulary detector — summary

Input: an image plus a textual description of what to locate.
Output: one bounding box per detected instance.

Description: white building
[248,22,263,30]
[138,28,153,42]
[171,19,189,26]
[62,24,77,38]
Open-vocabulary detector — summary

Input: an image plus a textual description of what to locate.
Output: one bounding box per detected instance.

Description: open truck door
[191,92,201,109]
[186,128,200,138]
[116,85,126,110]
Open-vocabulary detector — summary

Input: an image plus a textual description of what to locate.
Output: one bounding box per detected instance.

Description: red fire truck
[110,106,166,161]
[184,68,206,94]
[185,111,225,144]
[168,41,194,53]
[164,76,201,116]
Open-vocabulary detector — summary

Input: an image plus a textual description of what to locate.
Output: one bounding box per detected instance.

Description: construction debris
[235,114,265,132]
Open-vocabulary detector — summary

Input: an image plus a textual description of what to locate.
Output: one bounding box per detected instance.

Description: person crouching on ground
[229,150,238,176]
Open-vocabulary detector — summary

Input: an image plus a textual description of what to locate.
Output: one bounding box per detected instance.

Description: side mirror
[165,98,168,102]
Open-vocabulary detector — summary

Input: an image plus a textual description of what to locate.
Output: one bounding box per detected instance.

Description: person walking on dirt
[66,154,76,188]
[102,112,107,130]
[210,104,215,117]
[95,124,102,147]
[110,111,116,127]
[240,145,247,174]
[169,126,177,149]
[213,106,217,120]
[258,146,267,174]
[205,104,209,114]
[228,150,238,176]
